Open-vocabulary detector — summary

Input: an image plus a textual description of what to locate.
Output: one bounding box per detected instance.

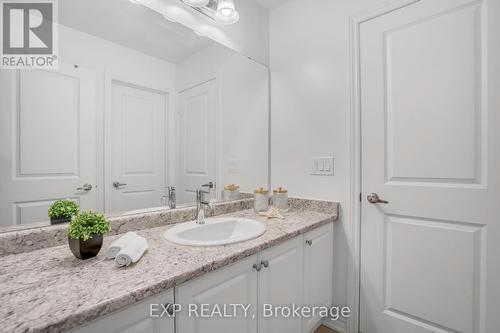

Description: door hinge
[359,192,362,202]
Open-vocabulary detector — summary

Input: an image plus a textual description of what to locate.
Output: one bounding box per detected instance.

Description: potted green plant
[48,199,80,224]
[68,211,110,260]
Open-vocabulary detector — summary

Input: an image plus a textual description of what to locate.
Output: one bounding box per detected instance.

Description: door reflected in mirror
[0,0,269,232]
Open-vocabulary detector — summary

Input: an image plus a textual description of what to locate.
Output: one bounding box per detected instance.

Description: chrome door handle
[305,240,313,246]
[202,181,215,189]
[367,193,389,204]
[261,260,269,268]
[113,182,127,188]
[253,263,262,272]
[76,183,93,192]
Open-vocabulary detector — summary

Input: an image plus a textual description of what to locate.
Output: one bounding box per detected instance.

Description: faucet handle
[167,186,176,196]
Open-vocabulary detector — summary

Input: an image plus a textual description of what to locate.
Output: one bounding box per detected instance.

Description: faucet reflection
[195,189,211,225]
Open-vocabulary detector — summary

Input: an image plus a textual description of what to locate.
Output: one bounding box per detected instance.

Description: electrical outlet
[310,157,334,176]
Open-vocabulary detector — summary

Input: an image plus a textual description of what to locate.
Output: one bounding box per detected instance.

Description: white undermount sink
[164,217,266,247]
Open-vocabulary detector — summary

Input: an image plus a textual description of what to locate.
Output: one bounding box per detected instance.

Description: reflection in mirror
[0,0,269,232]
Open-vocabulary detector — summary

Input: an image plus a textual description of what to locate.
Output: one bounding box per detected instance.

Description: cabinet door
[303,223,334,332]
[71,288,174,333]
[258,237,303,333]
[176,255,258,333]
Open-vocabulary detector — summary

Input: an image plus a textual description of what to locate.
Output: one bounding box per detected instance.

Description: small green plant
[68,211,110,241]
[48,199,80,219]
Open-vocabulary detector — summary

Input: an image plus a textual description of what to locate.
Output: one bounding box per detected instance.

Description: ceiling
[59,0,213,63]
[254,0,291,10]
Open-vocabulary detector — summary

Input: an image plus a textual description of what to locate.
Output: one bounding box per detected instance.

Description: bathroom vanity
[72,224,332,333]
[0,198,337,333]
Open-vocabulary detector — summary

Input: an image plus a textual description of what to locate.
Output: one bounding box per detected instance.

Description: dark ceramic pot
[50,216,71,225]
[68,234,103,260]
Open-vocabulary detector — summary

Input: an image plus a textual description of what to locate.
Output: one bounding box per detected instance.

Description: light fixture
[182,0,210,8]
[216,0,239,25]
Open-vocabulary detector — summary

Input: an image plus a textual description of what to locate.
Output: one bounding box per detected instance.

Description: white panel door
[303,224,333,333]
[71,288,174,333]
[107,82,167,214]
[258,237,303,333]
[176,255,258,333]
[177,80,217,205]
[360,0,499,332]
[0,64,97,227]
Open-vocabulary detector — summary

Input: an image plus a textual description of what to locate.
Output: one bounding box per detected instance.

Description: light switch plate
[310,157,334,176]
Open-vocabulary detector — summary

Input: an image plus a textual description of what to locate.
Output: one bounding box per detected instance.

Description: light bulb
[216,0,239,24]
[183,0,210,7]
[220,8,233,17]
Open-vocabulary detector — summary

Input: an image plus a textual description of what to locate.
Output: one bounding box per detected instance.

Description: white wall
[59,25,176,91]
[146,0,270,66]
[59,24,176,212]
[176,44,270,195]
[269,0,388,322]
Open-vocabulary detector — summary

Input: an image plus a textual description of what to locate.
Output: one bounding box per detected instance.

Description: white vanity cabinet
[176,223,334,333]
[175,255,258,333]
[70,224,333,333]
[302,223,334,332]
[70,289,174,333]
[258,237,304,333]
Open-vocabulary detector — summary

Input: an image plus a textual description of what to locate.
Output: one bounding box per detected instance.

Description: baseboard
[322,317,347,333]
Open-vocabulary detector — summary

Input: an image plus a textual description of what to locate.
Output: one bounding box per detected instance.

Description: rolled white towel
[114,235,149,267]
[105,232,141,259]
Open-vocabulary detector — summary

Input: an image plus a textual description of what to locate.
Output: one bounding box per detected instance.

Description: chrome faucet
[168,186,176,209]
[196,189,211,224]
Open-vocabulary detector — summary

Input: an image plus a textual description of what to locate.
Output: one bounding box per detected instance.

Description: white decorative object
[272,187,289,210]
[254,188,269,213]
[259,207,285,220]
[223,184,240,201]
[114,235,149,267]
[105,231,140,259]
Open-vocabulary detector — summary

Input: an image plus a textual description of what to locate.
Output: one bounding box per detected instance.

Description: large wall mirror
[0,0,269,231]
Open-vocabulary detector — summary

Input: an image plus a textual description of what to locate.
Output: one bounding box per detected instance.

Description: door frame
[103,71,171,213]
[347,1,422,333]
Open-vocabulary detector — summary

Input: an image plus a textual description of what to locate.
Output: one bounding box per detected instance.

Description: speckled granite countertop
[0,200,337,333]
